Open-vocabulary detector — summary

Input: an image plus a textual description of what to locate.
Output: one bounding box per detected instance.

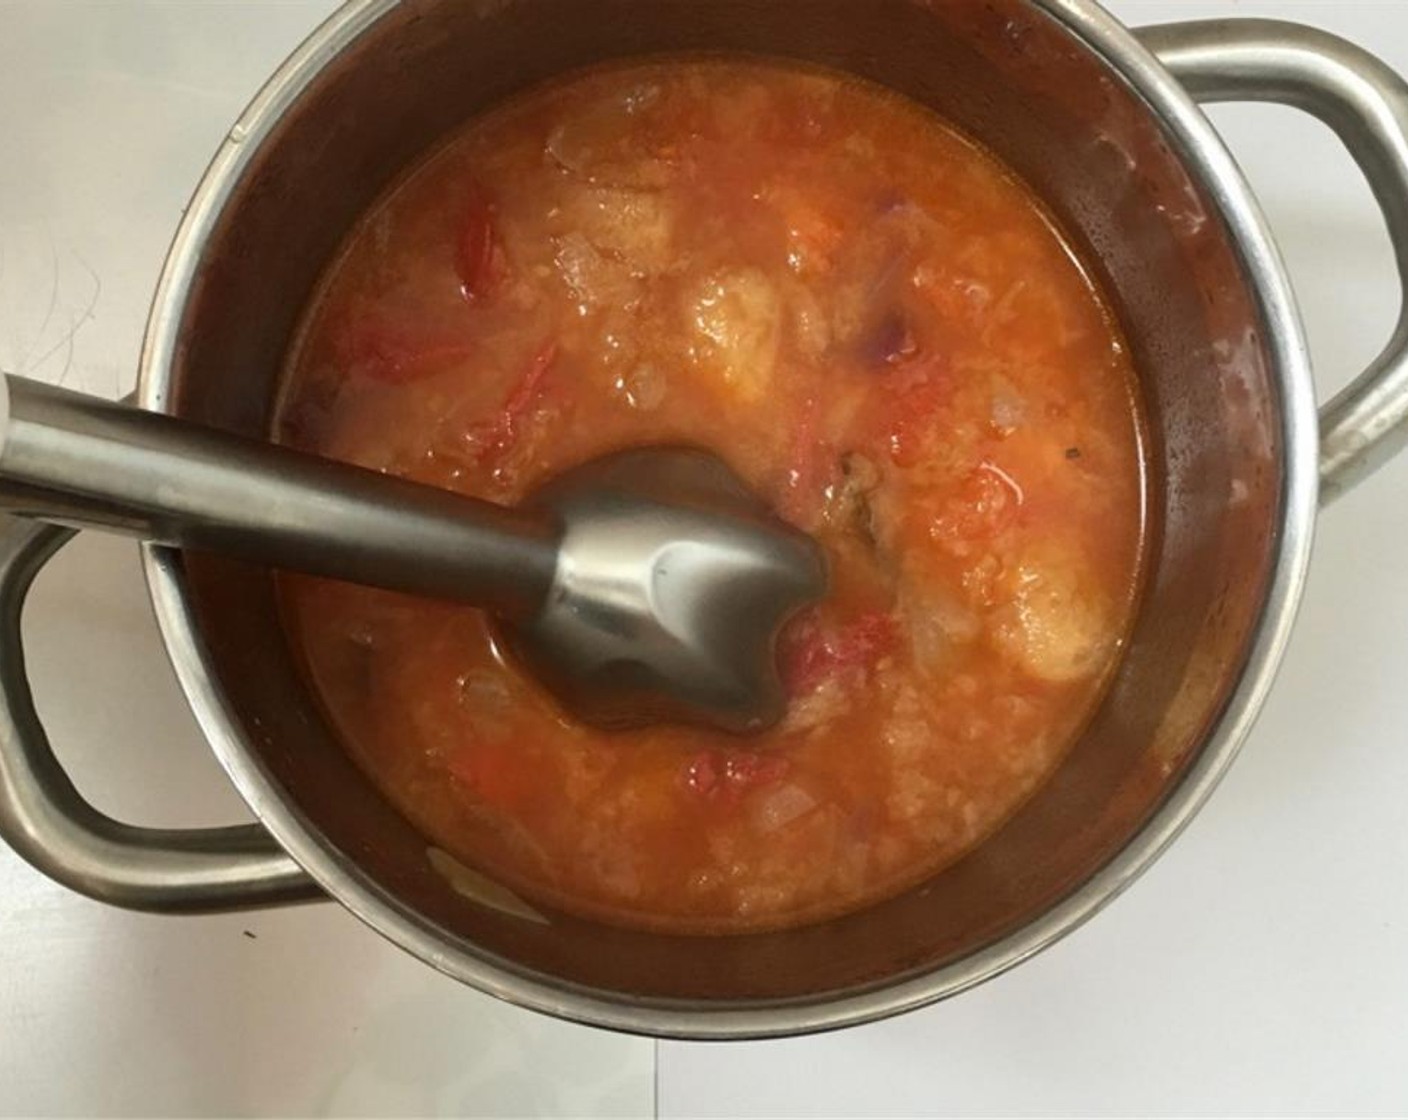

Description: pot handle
[1137,19,1408,504]
[0,513,322,911]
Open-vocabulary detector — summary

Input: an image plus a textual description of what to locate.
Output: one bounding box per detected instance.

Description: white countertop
[1,2,1404,1115]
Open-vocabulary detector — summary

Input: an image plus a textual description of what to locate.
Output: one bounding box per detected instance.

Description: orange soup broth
[276,61,1147,934]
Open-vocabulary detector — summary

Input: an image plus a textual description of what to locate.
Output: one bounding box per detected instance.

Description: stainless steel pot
[2,0,1407,1040]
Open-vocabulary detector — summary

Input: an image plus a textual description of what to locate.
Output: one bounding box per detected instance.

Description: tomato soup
[275,61,1146,934]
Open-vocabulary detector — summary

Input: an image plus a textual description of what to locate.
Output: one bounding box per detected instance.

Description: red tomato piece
[780,609,897,696]
[724,751,791,788]
[878,359,948,467]
[684,750,721,797]
[931,461,1024,543]
[502,341,557,420]
[463,341,558,463]
[456,180,500,301]
[334,316,475,385]
[685,748,790,803]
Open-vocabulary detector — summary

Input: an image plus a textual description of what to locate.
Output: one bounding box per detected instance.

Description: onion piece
[750,783,819,833]
[545,84,673,189]
[427,848,548,924]
[989,375,1027,434]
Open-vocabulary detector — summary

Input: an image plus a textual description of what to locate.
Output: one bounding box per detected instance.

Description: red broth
[275,61,1147,934]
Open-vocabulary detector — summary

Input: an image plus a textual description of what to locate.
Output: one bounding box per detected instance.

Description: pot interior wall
[169,0,1279,1002]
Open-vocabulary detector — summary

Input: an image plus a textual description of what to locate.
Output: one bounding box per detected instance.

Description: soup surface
[276,61,1146,934]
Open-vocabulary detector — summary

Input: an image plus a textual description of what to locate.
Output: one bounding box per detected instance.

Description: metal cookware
[2,0,1406,1038]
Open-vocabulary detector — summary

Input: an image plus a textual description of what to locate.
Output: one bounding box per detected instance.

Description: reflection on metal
[0,513,320,911]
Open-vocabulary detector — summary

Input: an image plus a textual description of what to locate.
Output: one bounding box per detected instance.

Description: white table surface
[1,2,1404,1116]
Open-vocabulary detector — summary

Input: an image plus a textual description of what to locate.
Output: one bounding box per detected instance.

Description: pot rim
[136,0,1317,1039]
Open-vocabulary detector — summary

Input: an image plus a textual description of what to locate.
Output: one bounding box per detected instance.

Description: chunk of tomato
[456,180,501,301]
[460,341,558,464]
[869,357,947,467]
[780,609,897,696]
[684,748,791,803]
[333,315,474,385]
[930,462,1024,543]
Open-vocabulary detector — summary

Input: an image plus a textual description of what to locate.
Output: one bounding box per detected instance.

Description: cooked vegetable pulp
[276,61,1146,933]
